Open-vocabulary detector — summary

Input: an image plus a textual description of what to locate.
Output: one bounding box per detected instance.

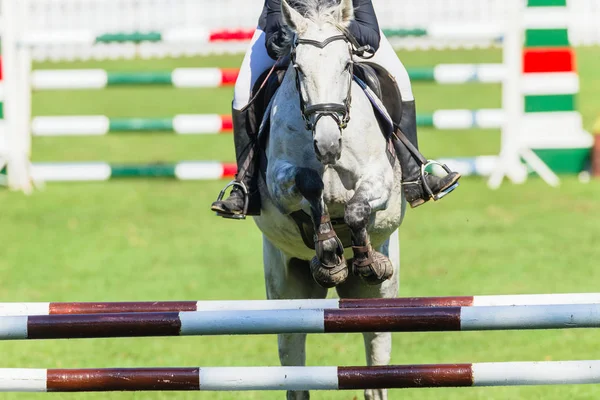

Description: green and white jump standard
[3,293,600,316]
[2,304,600,340]
[488,0,593,188]
[1,361,600,392]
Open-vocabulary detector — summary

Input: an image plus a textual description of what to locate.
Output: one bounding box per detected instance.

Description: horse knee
[345,201,371,231]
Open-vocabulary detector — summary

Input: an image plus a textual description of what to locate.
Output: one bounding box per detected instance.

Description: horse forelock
[272,0,353,58]
[295,0,350,28]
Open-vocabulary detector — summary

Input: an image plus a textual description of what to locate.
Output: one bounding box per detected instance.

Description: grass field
[1,46,600,399]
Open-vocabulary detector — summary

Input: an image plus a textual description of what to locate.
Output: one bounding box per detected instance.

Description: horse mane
[271,0,353,58]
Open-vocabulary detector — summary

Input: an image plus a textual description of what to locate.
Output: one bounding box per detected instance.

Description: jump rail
[1,361,599,392]
[30,64,505,90]
[29,162,237,182]
[29,110,504,137]
[2,304,600,340]
[2,293,600,316]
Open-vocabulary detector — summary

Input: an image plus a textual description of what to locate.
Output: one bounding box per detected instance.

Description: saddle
[248,61,403,250]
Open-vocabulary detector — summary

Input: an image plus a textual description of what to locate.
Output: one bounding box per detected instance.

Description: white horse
[252,0,406,399]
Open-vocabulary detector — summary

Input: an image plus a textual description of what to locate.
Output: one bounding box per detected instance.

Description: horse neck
[278,64,300,102]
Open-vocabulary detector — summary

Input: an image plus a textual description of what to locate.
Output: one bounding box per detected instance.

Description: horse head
[281,0,355,166]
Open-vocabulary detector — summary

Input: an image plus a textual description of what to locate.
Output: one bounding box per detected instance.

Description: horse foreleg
[335,230,400,400]
[267,160,347,287]
[263,236,327,400]
[295,167,348,288]
[345,178,394,285]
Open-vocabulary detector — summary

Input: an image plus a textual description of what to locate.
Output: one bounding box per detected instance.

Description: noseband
[291,34,353,132]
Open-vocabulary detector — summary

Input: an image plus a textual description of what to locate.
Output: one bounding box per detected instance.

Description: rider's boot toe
[403,172,462,208]
[211,187,246,215]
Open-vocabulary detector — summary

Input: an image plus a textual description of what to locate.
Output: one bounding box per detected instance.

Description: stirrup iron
[214,180,249,220]
[421,160,459,201]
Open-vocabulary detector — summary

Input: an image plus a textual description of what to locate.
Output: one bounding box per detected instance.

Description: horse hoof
[310,256,348,288]
[353,251,393,286]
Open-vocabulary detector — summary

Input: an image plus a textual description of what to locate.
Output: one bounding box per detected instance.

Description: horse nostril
[338,138,342,148]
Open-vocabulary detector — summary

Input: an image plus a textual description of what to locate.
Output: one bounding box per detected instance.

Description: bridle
[290,33,355,132]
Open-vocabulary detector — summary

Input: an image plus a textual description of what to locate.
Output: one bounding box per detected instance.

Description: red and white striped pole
[1,361,600,392]
[1,304,600,340]
[2,293,600,316]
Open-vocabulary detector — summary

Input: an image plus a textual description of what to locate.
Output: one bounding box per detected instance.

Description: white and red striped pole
[1,304,600,340]
[1,361,600,392]
[2,293,600,316]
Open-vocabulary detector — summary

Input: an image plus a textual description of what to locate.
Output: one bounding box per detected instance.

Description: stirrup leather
[420,160,459,201]
[214,180,250,220]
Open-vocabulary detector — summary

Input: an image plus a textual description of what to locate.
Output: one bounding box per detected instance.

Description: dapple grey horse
[252,0,406,399]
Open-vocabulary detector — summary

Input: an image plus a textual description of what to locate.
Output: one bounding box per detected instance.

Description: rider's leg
[369,33,461,208]
[211,28,276,217]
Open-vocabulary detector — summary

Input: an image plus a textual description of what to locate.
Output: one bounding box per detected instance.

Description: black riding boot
[394,100,461,209]
[211,106,261,218]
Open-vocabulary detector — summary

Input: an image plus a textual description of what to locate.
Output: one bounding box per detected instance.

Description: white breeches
[232,28,415,111]
[367,32,415,102]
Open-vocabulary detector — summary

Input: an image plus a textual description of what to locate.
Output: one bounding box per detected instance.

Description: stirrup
[421,160,460,201]
[214,180,249,220]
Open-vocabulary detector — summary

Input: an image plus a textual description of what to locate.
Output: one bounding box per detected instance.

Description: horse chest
[321,168,355,207]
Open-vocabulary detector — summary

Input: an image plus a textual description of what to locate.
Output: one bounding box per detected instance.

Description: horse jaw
[313,117,342,166]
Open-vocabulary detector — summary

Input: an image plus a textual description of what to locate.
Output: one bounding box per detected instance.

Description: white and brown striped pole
[2,293,600,316]
[2,304,600,340]
[1,361,600,392]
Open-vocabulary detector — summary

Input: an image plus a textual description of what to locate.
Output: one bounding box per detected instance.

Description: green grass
[1,47,600,399]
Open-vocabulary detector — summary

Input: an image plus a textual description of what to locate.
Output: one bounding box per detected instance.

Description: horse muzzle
[314,137,342,166]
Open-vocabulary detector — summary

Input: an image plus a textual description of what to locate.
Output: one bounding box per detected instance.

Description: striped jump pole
[3,293,600,316]
[31,110,503,137]
[20,25,502,47]
[418,109,503,129]
[32,68,240,89]
[408,64,504,83]
[30,64,506,90]
[1,361,600,392]
[435,156,499,177]
[30,162,236,182]
[383,24,503,41]
[2,304,600,340]
[22,28,256,46]
[31,115,232,136]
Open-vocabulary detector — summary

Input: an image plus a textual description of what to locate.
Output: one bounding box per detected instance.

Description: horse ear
[338,0,355,27]
[281,0,307,33]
